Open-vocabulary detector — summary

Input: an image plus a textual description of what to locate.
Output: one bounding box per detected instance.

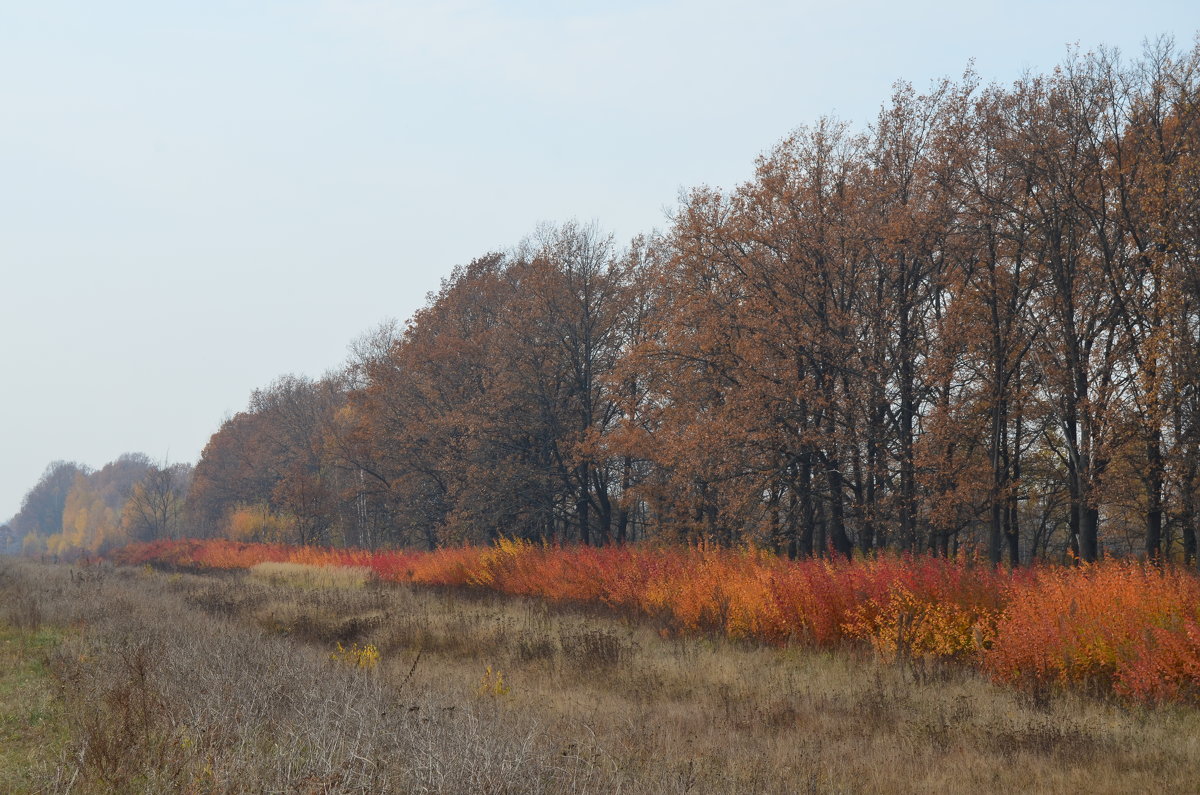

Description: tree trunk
[988,382,1007,566]
[1006,389,1022,567]
[1145,433,1164,561]
[576,464,591,546]
[799,456,815,558]
[826,455,852,558]
[1081,505,1100,562]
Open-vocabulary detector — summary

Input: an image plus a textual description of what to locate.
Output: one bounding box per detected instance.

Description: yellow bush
[478,665,510,696]
[330,642,380,670]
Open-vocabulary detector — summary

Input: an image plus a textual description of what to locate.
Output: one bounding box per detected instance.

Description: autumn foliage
[983,563,1200,702]
[122,40,1197,572]
[114,538,1200,703]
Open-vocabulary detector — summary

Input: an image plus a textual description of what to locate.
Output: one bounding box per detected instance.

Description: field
[3,554,1200,793]
[116,539,1200,703]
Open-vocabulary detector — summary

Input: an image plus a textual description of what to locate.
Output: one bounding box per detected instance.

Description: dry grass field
[2,557,1199,793]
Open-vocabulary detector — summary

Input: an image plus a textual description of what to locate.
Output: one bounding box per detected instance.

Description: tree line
[10,455,191,556]
[13,40,1200,564]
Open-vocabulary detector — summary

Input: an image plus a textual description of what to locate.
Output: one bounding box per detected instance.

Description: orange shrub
[984,562,1200,701]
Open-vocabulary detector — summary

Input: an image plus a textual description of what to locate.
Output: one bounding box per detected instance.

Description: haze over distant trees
[13,39,1200,565]
[11,456,191,557]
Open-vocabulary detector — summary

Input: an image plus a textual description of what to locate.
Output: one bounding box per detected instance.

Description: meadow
[4,545,1200,792]
[117,539,1200,703]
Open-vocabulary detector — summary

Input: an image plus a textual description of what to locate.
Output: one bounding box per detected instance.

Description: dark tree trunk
[826,456,852,558]
[576,466,591,546]
[1066,409,1083,563]
[988,383,1007,566]
[899,354,917,554]
[1145,433,1164,561]
[799,456,815,558]
[595,494,612,547]
[1005,390,1022,567]
[1183,503,1197,568]
[1081,506,1100,562]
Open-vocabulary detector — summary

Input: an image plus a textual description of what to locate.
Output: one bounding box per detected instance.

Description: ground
[2,558,1199,793]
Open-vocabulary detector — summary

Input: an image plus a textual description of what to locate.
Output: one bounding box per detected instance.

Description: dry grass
[1,560,611,793]
[4,557,1200,793]
[248,561,376,590]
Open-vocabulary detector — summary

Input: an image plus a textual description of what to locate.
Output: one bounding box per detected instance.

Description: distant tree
[496,222,640,545]
[10,461,87,539]
[187,411,277,535]
[250,374,345,545]
[1100,40,1200,560]
[54,454,152,554]
[187,376,345,545]
[350,252,526,546]
[123,462,193,542]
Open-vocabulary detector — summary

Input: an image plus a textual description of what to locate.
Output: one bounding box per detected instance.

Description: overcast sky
[2,1,1196,521]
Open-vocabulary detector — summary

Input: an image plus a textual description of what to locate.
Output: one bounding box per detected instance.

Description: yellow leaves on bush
[844,585,999,664]
[467,537,531,588]
[478,665,510,697]
[226,504,290,544]
[330,642,379,670]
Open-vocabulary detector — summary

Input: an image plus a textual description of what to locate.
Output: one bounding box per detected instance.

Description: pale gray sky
[2,0,1196,520]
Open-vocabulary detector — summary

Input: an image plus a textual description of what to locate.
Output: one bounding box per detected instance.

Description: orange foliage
[983,562,1200,702]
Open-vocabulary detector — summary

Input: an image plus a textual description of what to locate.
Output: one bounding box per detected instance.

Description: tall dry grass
[248,560,375,589]
[1,559,614,793]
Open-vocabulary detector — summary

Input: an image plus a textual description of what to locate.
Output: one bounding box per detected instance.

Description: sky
[2,0,1197,521]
